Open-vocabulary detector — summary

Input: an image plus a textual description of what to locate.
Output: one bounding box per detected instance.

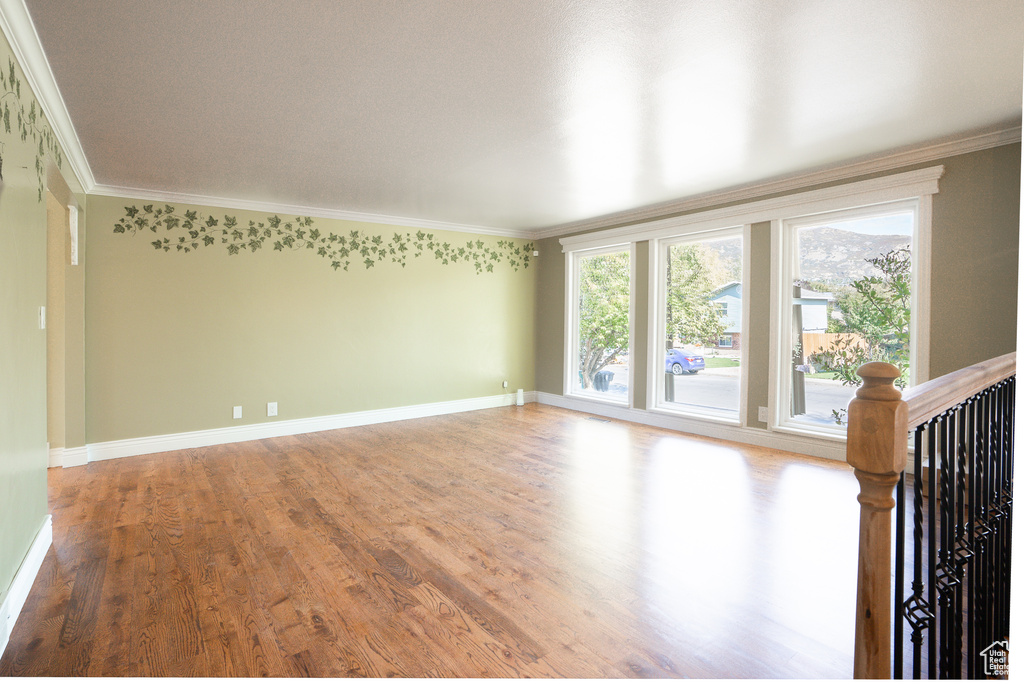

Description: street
[583,364,858,426]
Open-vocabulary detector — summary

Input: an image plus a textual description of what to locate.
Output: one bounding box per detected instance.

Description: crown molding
[0,0,94,193]
[533,124,1022,240]
[89,184,535,239]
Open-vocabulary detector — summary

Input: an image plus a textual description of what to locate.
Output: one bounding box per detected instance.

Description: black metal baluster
[1003,380,1013,640]
[907,425,929,679]
[978,393,987,659]
[954,403,969,678]
[973,391,990,675]
[928,421,937,679]
[993,383,1005,641]
[966,397,976,680]
[895,466,905,679]
[938,413,948,678]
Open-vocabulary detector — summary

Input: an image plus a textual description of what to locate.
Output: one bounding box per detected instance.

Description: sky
[824,212,914,236]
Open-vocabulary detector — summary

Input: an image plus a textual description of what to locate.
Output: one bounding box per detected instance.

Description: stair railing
[847,352,1015,678]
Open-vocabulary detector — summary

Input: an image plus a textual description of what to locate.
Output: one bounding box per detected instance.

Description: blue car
[666,349,705,375]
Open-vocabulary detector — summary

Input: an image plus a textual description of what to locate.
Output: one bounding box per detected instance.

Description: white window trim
[553,165,941,446]
[559,165,943,253]
[768,196,932,439]
[646,225,748,425]
[563,243,634,407]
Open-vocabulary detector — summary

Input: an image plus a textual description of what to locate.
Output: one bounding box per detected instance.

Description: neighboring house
[710,282,742,349]
[794,286,833,333]
[707,283,832,350]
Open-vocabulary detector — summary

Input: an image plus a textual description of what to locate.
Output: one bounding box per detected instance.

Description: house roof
[711,281,742,299]
[12,0,1024,235]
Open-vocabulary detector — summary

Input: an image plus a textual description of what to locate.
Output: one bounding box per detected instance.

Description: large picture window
[566,245,632,404]
[653,228,745,421]
[775,200,920,434]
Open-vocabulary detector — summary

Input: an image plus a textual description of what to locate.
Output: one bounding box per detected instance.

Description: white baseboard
[62,447,88,468]
[535,391,846,461]
[47,447,63,468]
[0,515,52,661]
[75,391,540,466]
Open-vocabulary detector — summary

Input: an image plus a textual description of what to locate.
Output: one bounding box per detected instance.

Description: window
[653,228,744,421]
[775,200,919,434]
[566,245,632,404]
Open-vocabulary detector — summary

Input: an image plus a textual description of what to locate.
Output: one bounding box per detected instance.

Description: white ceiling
[18,0,1024,233]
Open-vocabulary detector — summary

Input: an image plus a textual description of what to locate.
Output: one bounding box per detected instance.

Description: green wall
[0,33,77,608]
[85,196,536,443]
[535,144,1021,428]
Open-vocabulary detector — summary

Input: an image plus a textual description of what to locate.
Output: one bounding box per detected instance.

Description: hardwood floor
[0,404,862,677]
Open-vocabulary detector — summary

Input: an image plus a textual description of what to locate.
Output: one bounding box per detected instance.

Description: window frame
[563,242,635,407]
[768,197,931,438]
[648,224,750,424]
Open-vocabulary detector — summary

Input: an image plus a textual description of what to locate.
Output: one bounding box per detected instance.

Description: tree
[665,244,728,347]
[577,251,630,389]
[810,247,911,423]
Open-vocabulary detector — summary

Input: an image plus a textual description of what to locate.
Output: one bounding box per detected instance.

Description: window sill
[771,421,848,443]
[564,391,631,408]
[649,404,741,426]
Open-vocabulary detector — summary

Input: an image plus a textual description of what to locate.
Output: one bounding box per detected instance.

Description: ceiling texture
[15,0,1024,234]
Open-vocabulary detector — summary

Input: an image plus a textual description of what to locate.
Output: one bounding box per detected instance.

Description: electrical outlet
[233,406,242,419]
[267,402,278,417]
[502,380,508,389]
[758,406,769,423]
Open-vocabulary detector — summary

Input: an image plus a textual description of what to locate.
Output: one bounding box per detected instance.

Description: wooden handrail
[846,351,1016,678]
[903,352,1016,429]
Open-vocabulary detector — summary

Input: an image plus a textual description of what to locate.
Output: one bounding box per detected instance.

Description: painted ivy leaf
[269,215,282,229]
[203,235,215,246]
[224,216,237,228]
[486,263,494,272]
[185,210,198,221]
[309,229,320,241]
[331,260,340,270]
[228,244,240,255]
[363,258,374,269]
[151,240,162,249]
[125,206,139,218]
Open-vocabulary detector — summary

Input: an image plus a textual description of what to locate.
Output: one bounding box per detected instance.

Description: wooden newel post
[846,362,908,679]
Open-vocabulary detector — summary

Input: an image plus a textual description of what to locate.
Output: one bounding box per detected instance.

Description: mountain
[796,227,910,284]
[702,227,910,287]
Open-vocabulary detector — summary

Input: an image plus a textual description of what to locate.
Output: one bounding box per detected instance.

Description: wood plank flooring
[0,404,862,677]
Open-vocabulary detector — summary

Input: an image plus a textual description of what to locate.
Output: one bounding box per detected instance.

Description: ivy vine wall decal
[114,204,534,274]
[0,58,64,201]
